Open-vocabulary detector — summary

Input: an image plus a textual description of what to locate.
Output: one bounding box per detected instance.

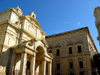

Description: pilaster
[42,60,46,75]
[30,55,36,75]
[9,54,16,75]
[48,62,52,75]
[19,53,27,75]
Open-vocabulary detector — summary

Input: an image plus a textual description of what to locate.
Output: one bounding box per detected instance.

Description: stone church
[46,27,98,75]
[0,7,53,75]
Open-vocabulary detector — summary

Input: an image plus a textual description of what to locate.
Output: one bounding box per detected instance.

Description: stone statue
[94,6,100,42]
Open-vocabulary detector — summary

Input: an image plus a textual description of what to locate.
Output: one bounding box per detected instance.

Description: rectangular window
[57,73,60,75]
[56,49,60,56]
[79,61,83,68]
[49,50,52,53]
[80,71,84,75]
[70,62,73,69]
[57,63,60,70]
[78,46,82,53]
[69,47,72,54]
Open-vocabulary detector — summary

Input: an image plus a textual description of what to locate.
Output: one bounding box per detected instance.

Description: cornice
[46,27,88,39]
[22,28,36,39]
[41,31,46,36]
[87,32,98,52]
[0,8,22,17]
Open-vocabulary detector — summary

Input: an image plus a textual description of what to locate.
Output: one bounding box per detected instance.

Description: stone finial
[29,12,36,18]
[15,6,23,15]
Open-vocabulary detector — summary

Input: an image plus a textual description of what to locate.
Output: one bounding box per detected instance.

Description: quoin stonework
[46,27,98,75]
[0,7,53,75]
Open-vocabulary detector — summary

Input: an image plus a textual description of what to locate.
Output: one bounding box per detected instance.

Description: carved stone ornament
[78,58,83,61]
[55,44,61,48]
[75,40,82,44]
[48,45,53,49]
[67,42,73,46]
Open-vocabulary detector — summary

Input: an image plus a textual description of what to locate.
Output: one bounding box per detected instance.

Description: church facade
[0,7,52,75]
[46,27,98,75]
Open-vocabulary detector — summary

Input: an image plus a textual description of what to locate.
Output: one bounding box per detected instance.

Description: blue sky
[0,0,100,52]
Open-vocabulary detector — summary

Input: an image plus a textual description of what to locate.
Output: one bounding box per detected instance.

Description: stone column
[30,56,36,75]
[48,62,52,75]
[42,60,46,75]
[19,53,27,75]
[9,54,16,75]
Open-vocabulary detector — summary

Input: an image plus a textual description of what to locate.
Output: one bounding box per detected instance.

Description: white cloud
[77,22,81,25]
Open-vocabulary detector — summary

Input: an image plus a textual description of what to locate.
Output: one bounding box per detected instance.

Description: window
[70,62,73,69]
[69,47,72,54]
[33,15,34,17]
[70,73,74,75]
[79,61,83,68]
[57,73,60,75]
[56,49,60,56]
[80,71,84,75]
[78,45,82,53]
[49,50,52,53]
[57,63,60,70]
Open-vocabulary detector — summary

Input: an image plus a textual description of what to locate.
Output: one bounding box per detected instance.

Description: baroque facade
[0,7,53,75]
[46,27,98,75]
[94,6,100,42]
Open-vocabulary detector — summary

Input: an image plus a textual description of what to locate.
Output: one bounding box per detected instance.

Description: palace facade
[46,27,98,75]
[0,7,52,75]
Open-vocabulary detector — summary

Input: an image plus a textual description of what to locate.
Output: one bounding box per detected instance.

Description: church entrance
[26,61,30,75]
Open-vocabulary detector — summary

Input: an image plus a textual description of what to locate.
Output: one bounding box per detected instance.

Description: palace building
[46,27,98,75]
[0,7,52,75]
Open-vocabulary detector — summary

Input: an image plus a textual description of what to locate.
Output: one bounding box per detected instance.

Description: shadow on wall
[0,48,12,74]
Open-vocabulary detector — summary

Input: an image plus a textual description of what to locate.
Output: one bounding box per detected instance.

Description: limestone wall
[0,11,10,23]
[10,12,20,24]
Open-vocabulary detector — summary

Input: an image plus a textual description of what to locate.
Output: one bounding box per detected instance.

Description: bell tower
[29,12,36,18]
